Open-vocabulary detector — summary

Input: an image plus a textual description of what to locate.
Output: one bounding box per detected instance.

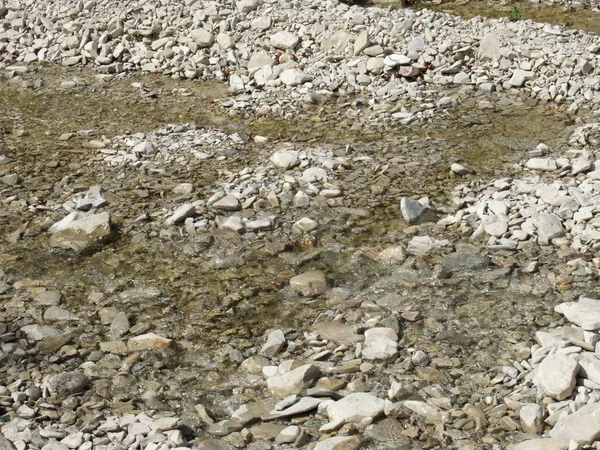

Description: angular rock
[520,403,545,434]
[267,364,321,397]
[550,403,600,444]
[327,393,385,424]
[533,354,578,400]
[557,298,600,331]
[128,333,172,351]
[400,197,436,225]
[270,31,299,50]
[314,436,361,450]
[46,372,90,397]
[49,212,111,251]
[507,439,570,450]
[260,330,286,358]
[290,271,327,296]
[270,150,299,169]
[362,327,398,362]
[165,204,196,226]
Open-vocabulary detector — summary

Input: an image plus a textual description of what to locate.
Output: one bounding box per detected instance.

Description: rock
[526,158,557,171]
[375,246,407,265]
[41,443,69,450]
[532,214,565,245]
[248,52,275,72]
[267,364,321,397]
[270,150,299,169]
[49,212,112,251]
[313,321,363,344]
[270,31,299,50]
[327,392,385,424]
[43,306,78,322]
[213,195,241,211]
[520,403,545,434]
[128,333,172,351]
[132,141,157,157]
[383,54,411,67]
[478,33,502,60]
[191,29,214,47]
[533,354,578,400]
[400,197,436,225]
[280,69,307,87]
[361,327,398,362]
[289,271,327,296]
[354,31,370,55]
[293,218,318,233]
[407,236,451,256]
[216,33,235,50]
[165,204,196,226]
[276,425,300,444]
[313,436,362,450]
[237,0,260,13]
[267,396,323,419]
[21,324,61,341]
[46,372,90,397]
[508,69,535,87]
[110,312,130,338]
[451,163,472,175]
[260,330,285,358]
[556,298,600,330]
[550,403,600,443]
[442,253,490,272]
[507,439,570,450]
[0,435,16,450]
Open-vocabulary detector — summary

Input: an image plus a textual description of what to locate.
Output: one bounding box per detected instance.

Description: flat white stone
[550,403,600,444]
[557,298,600,331]
[327,392,385,424]
[362,327,398,362]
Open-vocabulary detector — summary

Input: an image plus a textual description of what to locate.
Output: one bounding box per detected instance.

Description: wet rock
[266,364,321,397]
[313,436,361,450]
[442,253,490,272]
[400,197,436,225]
[127,333,172,351]
[289,271,327,296]
[259,330,286,358]
[21,325,61,341]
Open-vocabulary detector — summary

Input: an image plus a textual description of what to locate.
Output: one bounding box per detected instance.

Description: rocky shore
[2,0,600,449]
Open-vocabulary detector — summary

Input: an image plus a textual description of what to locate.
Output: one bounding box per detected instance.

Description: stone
[354,31,370,55]
[478,33,502,60]
[290,271,327,296]
[320,30,353,53]
[557,298,600,330]
[507,439,570,450]
[128,333,172,351]
[442,253,490,272]
[21,325,61,341]
[313,436,361,450]
[451,163,472,175]
[361,327,398,362]
[400,197,436,225]
[46,372,90,397]
[520,403,545,434]
[165,204,196,226]
[110,312,130,338]
[237,0,260,13]
[375,246,407,265]
[407,236,451,256]
[533,354,578,400]
[550,403,600,443]
[43,306,78,322]
[267,364,321,397]
[526,158,557,171]
[213,195,241,211]
[275,425,299,444]
[280,69,307,86]
[293,218,318,233]
[270,31,299,50]
[267,396,323,419]
[190,29,214,47]
[248,52,275,72]
[532,214,565,245]
[313,321,363,344]
[508,69,534,87]
[260,330,285,358]
[327,393,385,424]
[49,212,111,251]
[383,54,411,67]
[0,435,16,450]
[41,443,69,450]
[270,150,299,169]
[216,33,235,50]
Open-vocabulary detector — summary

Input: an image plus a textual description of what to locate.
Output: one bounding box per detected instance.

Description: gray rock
[313,436,361,450]
[270,150,299,169]
[520,404,545,434]
[165,204,196,226]
[213,195,241,211]
[46,372,90,397]
[400,197,436,225]
[289,271,327,296]
[280,69,307,87]
[556,298,600,331]
[260,330,285,358]
[21,324,61,341]
[478,33,502,60]
[532,214,565,245]
[190,29,214,47]
[442,253,490,272]
[361,327,398,362]
[49,212,112,251]
[354,31,370,55]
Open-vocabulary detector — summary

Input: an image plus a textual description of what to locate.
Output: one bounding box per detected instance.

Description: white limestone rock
[267,364,321,397]
[361,327,398,362]
[533,354,579,400]
[327,393,385,424]
[550,403,600,444]
[556,298,600,331]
